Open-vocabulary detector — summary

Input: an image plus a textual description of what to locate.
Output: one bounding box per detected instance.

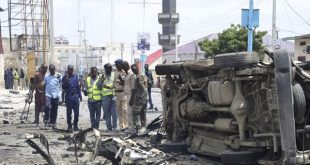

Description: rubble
[9,90,20,94]
[25,138,55,165]
[25,133,40,139]
[0,106,13,109]
[3,119,11,124]
[0,98,12,104]
[0,131,11,135]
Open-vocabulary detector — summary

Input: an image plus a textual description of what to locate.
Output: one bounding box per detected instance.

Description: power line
[285,0,310,27]
[282,0,295,34]
[3,0,40,28]
[277,27,302,35]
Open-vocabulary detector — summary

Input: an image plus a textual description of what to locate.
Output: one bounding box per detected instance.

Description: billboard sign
[137,33,150,50]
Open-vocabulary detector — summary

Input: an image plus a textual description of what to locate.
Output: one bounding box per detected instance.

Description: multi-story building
[53,36,140,75]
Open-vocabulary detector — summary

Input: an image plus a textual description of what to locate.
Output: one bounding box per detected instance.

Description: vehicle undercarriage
[156,50,310,164]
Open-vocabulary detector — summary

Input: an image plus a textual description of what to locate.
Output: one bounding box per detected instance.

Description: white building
[292,34,310,62]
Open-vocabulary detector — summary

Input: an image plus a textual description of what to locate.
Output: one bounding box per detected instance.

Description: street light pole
[247,0,254,52]
[175,24,178,61]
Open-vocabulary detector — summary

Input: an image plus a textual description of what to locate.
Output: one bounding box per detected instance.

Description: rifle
[20,78,34,121]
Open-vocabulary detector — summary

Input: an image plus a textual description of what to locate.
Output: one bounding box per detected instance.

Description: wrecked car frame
[155,50,310,164]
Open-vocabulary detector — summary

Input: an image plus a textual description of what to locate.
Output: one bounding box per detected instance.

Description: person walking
[144,64,154,109]
[85,67,102,129]
[13,68,20,90]
[62,65,82,131]
[101,63,117,131]
[4,68,9,89]
[20,68,25,90]
[44,64,62,129]
[8,68,14,89]
[113,59,127,130]
[124,62,135,132]
[129,64,148,131]
[31,64,47,127]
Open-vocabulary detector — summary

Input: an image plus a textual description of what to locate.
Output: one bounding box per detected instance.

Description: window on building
[298,56,306,62]
[300,41,306,46]
[306,46,310,54]
[57,50,61,53]
[72,50,76,53]
[65,50,69,53]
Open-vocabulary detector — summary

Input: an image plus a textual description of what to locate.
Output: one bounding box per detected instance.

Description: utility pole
[272,0,278,45]
[78,0,84,73]
[110,0,114,43]
[131,43,135,64]
[49,0,55,65]
[175,25,178,61]
[247,0,254,52]
[121,43,124,59]
[158,0,179,53]
[128,0,160,33]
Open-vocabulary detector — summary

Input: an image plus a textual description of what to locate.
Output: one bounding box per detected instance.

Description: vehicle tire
[221,148,266,165]
[293,82,307,124]
[155,64,182,75]
[214,52,259,68]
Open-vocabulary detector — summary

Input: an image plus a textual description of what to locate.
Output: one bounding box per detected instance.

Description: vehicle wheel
[155,64,182,75]
[214,52,259,68]
[221,148,266,165]
[293,82,307,124]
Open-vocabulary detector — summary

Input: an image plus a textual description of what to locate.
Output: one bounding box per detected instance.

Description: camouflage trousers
[132,103,147,130]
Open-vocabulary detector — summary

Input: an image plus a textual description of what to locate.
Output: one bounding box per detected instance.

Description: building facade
[293,34,310,62]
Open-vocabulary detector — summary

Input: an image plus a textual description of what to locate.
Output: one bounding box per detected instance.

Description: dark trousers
[88,101,101,129]
[44,97,59,125]
[147,87,153,108]
[102,95,117,130]
[66,94,80,127]
[34,91,45,124]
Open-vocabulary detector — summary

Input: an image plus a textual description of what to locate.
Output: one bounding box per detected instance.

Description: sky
[0,0,310,53]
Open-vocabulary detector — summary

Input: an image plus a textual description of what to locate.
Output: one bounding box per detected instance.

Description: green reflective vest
[102,74,114,96]
[86,76,102,101]
[13,71,19,79]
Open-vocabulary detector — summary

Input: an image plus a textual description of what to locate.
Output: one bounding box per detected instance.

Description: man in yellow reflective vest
[85,67,103,129]
[101,63,117,131]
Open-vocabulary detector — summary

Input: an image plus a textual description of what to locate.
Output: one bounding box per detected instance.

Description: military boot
[74,123,80,131]
[67,123,72,131]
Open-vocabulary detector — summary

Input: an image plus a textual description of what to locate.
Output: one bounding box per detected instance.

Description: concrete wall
[295,38,310,62]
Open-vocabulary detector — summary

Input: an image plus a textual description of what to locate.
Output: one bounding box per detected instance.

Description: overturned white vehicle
[156,50,310,164]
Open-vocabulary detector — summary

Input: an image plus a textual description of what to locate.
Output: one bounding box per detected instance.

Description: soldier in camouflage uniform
[129,64,147,130]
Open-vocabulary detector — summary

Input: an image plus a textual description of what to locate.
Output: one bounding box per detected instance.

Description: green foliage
[199,24,267,58]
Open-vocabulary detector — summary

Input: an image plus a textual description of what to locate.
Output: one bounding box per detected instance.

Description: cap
[114,59,123,65]
[67,64,74,69]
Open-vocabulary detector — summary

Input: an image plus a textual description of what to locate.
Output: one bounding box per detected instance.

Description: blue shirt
[62,74,82,99]
[45,73,62,98]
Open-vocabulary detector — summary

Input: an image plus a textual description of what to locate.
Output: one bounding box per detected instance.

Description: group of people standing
[30,59,153,133]
[4,68,26,90]
[86,59,153,133]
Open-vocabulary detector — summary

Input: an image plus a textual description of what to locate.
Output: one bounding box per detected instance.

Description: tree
[199,24,267,58]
